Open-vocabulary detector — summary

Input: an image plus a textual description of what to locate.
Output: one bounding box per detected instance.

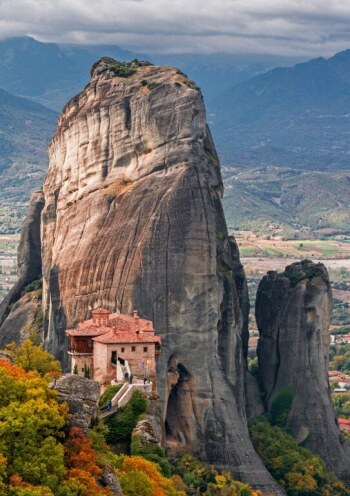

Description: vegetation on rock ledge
[250,416,350,495]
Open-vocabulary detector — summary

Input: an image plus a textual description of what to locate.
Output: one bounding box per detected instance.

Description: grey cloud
[0,0,350,55]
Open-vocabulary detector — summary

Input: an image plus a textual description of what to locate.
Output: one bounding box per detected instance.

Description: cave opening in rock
[165,360,196,447]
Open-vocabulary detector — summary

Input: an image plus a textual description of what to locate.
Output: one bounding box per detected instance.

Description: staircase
[98,380,152,420]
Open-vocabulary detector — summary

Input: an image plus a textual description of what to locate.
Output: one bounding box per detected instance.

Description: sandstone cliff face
[256,260,350,483]
[39,58,281,493]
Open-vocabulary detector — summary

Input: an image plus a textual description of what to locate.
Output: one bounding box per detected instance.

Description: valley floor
[0,234,19,301]
[234,231,350,357]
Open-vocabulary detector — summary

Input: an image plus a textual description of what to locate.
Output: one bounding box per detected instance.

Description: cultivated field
[235,231,350,259]
[0,235,19,301]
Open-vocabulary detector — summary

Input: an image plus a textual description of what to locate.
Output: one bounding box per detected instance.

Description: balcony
[68,337,93,355]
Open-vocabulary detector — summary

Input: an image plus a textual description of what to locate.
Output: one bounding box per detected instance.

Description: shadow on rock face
[165,356,198,449]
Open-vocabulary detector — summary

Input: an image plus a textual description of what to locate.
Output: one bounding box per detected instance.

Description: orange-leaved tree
[118,456,185,496]
[64,427,112,496]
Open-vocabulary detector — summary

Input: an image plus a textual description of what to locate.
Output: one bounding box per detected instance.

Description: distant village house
[66,308,161,385]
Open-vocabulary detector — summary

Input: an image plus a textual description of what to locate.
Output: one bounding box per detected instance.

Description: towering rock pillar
[39,58,282,493]
[256,260,350,483]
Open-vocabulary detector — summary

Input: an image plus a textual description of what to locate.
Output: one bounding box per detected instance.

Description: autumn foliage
[64,427,112,495]
[0,358,67,494]
[170,454,262,496]
[250,417,350,496]
[118,456,184,496]
[5,339,61,379]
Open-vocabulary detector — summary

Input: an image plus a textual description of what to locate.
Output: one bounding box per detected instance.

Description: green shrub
[83,364,90,378]
[98,384,122,408]
[171,453,255,495]
[23,278,42,294]
[131,433,171,477]
[249,416,350,495]
[248,357,259,380]
[106,390,147,446]
[270,386,295,427]
[109,63,136,78]
[147,82,161,91]
[141,79,148,86]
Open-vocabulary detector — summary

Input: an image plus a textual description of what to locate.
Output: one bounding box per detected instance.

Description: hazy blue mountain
[0,88,57,232]
[209,49,350,169]
[0,37,142,110]
[150,52,303,103]
[0,36,302,110]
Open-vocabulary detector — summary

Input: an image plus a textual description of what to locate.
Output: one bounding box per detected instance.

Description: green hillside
[0,89,57,233]
[222,166,350,238]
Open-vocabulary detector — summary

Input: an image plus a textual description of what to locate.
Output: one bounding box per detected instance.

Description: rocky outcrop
[35,58,281,492]
[133,395,162,447]
[52,374,122,494]
[51,373,100,432]
[0,191,44,345]
[256,260,350,483]
[0,293,42,348]
[101,466,123,496]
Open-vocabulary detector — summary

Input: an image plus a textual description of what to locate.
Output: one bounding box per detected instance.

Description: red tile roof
[65,310,159,345]
[66,325,108,337]
[92,328,161,344]
[338,418,350,432]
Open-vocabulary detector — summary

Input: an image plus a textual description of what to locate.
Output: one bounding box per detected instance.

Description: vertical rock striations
[38,58,281,493]
[256,260,350,483]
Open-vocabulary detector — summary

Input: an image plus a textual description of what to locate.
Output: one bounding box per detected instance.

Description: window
[121,347,125,353]
[131,346,136,352]
[143,346,148,352]
[81,368,84,372]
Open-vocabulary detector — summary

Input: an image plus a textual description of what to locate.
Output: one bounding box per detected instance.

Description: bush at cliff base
[170,454,262,496]
[131,432,171,477]
[249,416,350,496]
[106,390,147,445]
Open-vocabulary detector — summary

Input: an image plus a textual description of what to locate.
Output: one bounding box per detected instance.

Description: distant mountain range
[0,88,56,232]
[0,36,301,110]
[0,37,140,111]
[209,49,350,169]
[0,36,350,234]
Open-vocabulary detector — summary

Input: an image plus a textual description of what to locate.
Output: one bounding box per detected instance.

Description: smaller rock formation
[0,294,42,348]
[0,191,44,346]
[256,260,350,483]
[51,374,100,432]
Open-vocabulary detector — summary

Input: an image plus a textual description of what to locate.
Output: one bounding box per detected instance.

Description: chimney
[92,308,111,326]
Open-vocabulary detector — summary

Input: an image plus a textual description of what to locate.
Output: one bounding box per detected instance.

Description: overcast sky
[0,0,350,56]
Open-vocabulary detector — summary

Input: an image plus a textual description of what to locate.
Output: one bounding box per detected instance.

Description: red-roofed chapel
[66,309,161,384]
